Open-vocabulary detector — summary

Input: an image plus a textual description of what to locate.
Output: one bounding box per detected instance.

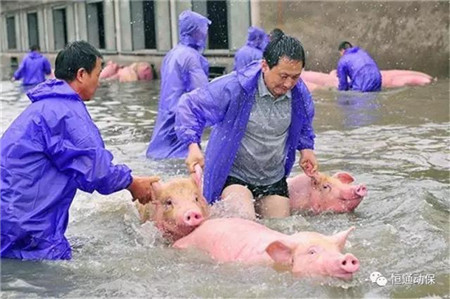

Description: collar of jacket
[27,79,83,103]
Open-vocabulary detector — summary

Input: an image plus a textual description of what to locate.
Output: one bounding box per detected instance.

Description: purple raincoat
[1,79,132,260]
[233,26,268,71]
[14,51,52,86]
[175,61,315,203]
[146,11,211,159]
[337,47,382,92]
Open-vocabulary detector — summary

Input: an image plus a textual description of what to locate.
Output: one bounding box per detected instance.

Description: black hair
[338,41,353,51]
[54,40,103,82]
[269,28,284,41]
[263,32,306,69]
[30,45,40,51]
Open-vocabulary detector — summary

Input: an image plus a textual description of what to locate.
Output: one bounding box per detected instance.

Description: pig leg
[256,195,290,218]
[221,185,256,220]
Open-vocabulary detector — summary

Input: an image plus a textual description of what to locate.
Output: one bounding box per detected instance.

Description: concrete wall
[258,1,449,78]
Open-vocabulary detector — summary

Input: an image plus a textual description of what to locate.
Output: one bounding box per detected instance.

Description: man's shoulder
[208,72,240,90]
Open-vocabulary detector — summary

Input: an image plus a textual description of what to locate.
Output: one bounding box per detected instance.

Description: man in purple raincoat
[337,41,382,92]
[12,45,52,86]
[176,33,318,219]
[146,10,211,159]
[233,26,268,71]
[1,41,159,260]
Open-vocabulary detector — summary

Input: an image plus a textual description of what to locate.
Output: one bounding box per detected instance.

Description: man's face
[79,57,102,101]
[262,57,303,98]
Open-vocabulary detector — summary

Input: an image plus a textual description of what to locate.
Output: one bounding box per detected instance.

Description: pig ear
[151,181,163,195]
[190,164,203,192]
[333,226,355,251]
[265,240,294,266]
[333,172,355,184]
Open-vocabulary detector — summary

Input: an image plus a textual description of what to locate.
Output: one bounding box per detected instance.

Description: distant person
[233,26,268,70]
[12,45,52,86]
[176,32,318,219]
[1,41,159,260]
[146,10,211,159]
[337,41,382,92]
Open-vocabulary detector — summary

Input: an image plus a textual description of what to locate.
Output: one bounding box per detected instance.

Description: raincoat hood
[178,10,211,51]
[27,79,81,103]
[246,26,268,50]
[28,51,43,59]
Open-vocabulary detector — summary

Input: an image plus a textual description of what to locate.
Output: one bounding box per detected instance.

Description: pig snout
[354,185,367,197]
[339,253,360,274]
[183,210,204,227]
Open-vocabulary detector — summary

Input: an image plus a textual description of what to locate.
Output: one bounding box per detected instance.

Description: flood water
[0,75,449,298]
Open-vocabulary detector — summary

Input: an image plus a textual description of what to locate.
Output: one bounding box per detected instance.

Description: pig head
[174,218,359,280]
[130,62,153,81]
[136,167,209,242]
[288,172,367,214]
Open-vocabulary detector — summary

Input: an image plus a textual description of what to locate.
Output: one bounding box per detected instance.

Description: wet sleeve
[337,60,349,91]
[297,87,316,150]
[184,55,209,92]
[175,79,231,145]
[43,58,52,75]
[13,58,26,80]
[41,111,132,195]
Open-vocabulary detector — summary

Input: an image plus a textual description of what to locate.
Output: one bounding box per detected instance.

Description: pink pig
[380,70,433,87]
[288,172,367,214]
[301,70,338,88]
[130,62,153,81]
[100,60,120,80]
[136,167,209,242]
[174,218,359,280]
[116,66,139,82]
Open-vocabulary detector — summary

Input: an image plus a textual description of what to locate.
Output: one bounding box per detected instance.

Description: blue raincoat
[146,11,211,159]
[1,79,133,260]
[13,51,52,86]
[337,47,382,92]
[175,61,315,203]
[233,26,268,71]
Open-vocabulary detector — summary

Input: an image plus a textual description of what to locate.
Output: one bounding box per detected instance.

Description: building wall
[0,0,251,76]
[1,0,448,78]
[257,1,449,78]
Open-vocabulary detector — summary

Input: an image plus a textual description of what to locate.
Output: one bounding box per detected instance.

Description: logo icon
[370,271,388,286]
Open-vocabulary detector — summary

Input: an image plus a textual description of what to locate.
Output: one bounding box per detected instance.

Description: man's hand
[299,149,318,177]
[127,176,160,205]
[186,143,204,173]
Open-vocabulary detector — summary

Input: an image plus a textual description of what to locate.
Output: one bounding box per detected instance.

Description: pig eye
[194,196,199,202]
[308,248,317,255]
[322,184,331,190]
[164,199,173,206]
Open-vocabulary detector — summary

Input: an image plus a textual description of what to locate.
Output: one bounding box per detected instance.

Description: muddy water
[1,78,448,298]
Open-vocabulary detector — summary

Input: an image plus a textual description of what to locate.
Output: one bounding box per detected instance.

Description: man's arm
[296,86,318,176]
[13,58,27,80]
[43,58,52,75]
[337,60,349,91]
[186,56,209,91]
[175,77,232,145]
[176,76,234,170]
[297,87,316,151]
[41,110,151,198]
